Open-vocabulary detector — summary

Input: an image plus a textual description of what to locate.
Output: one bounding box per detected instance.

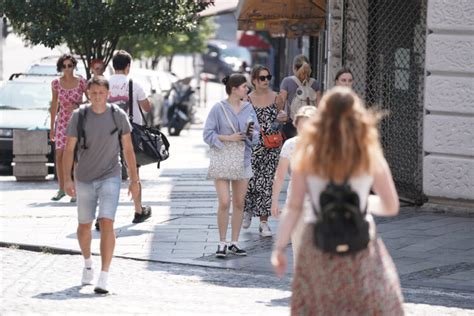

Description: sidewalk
[1,82,474,296]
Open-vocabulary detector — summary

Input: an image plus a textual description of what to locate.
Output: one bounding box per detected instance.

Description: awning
[236,0,326,38]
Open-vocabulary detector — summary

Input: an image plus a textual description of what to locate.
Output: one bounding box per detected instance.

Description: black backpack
[74,104,123,162]
[312,180,370,255]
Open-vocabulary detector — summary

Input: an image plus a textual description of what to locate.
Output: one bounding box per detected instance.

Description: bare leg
[214,180,230,242]
[56,149,64,190]
[230,179,249,242]
[77,223,92,259]
[98,218,115,272]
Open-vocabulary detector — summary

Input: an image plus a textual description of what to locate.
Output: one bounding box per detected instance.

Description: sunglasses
[62,64,74,69]
[258,75,272,81]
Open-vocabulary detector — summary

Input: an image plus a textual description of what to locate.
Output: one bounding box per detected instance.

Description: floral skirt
[291,225,404,316]
[54,110,73,150]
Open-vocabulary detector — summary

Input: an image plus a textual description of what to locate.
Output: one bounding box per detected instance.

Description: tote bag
[207,103,246,180]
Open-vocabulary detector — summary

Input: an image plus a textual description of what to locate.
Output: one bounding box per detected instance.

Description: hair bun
[222,75,230,85]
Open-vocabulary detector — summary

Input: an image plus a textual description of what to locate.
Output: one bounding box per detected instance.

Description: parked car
[129,68,179,128]
[0,74,54,171]
[201,40,252,82]
[26,55,113,78]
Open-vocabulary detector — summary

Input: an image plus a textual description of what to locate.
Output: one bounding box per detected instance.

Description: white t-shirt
[108,74,147,125]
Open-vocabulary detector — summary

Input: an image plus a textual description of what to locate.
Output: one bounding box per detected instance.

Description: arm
[370,157,400,216]
[121,132,140,201]
[63,136,77,197]
[271,157,290,218]
[316,90,322,106]
[138,98,152,113]
[271,170,307,277]
[50,85,59,141]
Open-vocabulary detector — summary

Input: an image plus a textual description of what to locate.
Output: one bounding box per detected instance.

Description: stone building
[237,0,473,207]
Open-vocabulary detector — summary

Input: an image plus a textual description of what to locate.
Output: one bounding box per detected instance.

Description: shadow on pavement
[33,285,104,300]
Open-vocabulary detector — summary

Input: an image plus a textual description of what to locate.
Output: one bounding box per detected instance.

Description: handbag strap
[220,102,238,134]
[128,79,149,126]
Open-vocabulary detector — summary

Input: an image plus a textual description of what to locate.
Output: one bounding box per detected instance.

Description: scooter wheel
[168,126,181,136]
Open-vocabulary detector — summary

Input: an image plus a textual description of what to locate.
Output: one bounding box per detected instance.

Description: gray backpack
[289,76,317,119]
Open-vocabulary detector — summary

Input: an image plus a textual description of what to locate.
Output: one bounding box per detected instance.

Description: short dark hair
[87,76,109,90]
[335,68,353,82]
[56,54,77,72]
[222,73,247,95]
[112,50,132,71]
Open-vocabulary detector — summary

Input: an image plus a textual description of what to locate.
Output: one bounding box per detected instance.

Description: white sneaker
[259,221,272,237]
[81,267,94,285]
[242,212,252,229]
[94,274,108,294]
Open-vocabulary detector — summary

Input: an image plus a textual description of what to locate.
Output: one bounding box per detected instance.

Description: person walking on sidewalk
[272,87,404,314]
[203,74,260,258]
[278,54,321,139]
[50,54,87,202]
[242,65,287,237]
[90,59,105,77]
[108,50,152,224]
[63,76,140,294]
[271,106,316,261]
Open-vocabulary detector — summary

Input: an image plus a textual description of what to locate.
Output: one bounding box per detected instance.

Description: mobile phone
[246,121,255,136]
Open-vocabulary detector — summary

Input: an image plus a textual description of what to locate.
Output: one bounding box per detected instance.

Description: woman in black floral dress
[243,65,287,237]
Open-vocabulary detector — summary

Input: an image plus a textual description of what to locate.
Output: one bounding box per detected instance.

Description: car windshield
[0,81,51,109]
[27,64,87,78]
[220,47,252,64]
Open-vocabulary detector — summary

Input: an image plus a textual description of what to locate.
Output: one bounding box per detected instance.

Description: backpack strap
[290,76,303,87]
[110,104,124,153]
[74,105,88,162]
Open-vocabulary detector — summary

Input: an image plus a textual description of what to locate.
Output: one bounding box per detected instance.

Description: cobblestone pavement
[1,248,474,315]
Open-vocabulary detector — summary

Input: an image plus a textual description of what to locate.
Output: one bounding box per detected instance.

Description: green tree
[119,17,214,70]
[1,0,210,78]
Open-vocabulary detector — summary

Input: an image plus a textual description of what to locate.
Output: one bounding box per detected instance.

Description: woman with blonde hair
[272,87,404,315]
[278,54,321,139]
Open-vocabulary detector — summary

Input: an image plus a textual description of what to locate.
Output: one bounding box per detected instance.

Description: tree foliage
[119,18,214,69]
[1,0,210,77]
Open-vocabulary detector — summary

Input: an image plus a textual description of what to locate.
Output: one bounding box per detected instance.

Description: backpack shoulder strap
[74,105,88,162]
[110,104,124,152]
[291,76,303,87]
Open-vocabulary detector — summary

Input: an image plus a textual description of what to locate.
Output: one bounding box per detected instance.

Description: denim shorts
[76,176,121,224]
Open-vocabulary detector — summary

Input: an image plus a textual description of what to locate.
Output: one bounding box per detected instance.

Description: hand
[228,132,246,142]
[271,248,288,278]
[275,94,285,110]
[49,129,55,142]
[246,125,255,138]
[271,202,280,219]
[128,181,140,201]
[64,179,75,197]
[276,110,288,123]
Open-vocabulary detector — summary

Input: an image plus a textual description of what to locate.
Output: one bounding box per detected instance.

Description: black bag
[128,79,170,168]
[312,180,370,255]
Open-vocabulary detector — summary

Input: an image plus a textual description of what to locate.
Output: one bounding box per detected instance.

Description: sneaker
[94,274,108,294]
[242,212,252,229]
[81,267,94,285]
[51,190,66,201]
[94,220,100,231]
[259,221,272,237]
[132,206,152,224]
[228,244,247,256]
[215,244,227,258]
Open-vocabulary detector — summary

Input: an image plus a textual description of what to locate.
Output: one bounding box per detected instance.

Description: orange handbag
[261,128,283,148]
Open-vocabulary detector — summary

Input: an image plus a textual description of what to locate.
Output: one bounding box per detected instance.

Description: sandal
[51,190,66,201]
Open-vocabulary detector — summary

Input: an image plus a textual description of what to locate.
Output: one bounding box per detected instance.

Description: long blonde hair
[293,54,312,83]
[293,87,383,181]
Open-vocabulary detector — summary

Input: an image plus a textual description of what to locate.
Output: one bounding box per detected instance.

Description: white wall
[423,0,474,201]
